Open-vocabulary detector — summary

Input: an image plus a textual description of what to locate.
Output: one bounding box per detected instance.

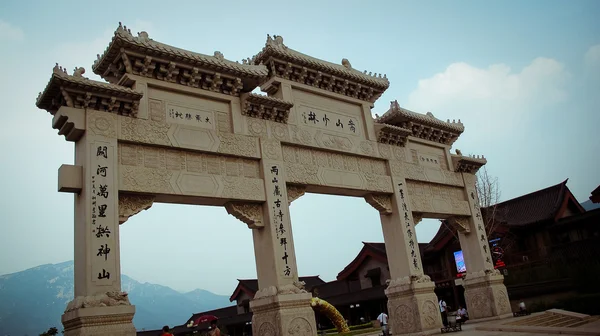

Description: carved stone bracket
[447,216,471,233]
[287,185,306,205]
[364,194,392,215]
[413,212,423,225]
[52,106,86,142]
[119,194,155,224]
[225,202,264,229]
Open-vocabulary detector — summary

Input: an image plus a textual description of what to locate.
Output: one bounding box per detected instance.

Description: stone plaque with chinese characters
[91,142,116,285]
[298,105,361,136]
[166,103,216,130]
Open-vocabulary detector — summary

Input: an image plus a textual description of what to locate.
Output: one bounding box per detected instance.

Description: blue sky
[0,0,598,295]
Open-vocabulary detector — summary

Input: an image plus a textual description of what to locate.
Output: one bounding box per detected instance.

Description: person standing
[439,298,448,327]
[208,320,221,336]
[160,325,174,336]
[377,311,389,336]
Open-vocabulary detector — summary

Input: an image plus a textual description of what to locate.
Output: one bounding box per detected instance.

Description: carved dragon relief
[364,194,392,215]
[119,194,155,224]
[447,216,471,233]
[254,280,308,299]
[65,291,131,313]
[224,202,264,229]
[287,185,306,205]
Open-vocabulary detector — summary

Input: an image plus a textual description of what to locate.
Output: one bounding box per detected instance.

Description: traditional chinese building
[137,181,600,335]
[590,185,600,203]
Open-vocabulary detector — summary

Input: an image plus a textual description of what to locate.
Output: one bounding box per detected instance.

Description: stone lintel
[364,194,392,215]
[58,164,83,193]
[287,185,306,205]
[224,202,264,229]
[118,194,155,224]
[447,216,471,233]
[53,106,86,142]
[62,304,136,336]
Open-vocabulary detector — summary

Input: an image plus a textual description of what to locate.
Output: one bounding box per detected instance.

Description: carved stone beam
[447,216,471,233]
[119,194,155,224]
[413,212,423,225]
[58,164,83,193]
[364,194,392,215]
[287,185,306,205]
[225,202,264,229]
[52,106,86,142]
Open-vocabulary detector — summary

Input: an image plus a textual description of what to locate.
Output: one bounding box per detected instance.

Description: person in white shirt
[439,298,448,326]
[376,312,389,336]
[457,305,468,323]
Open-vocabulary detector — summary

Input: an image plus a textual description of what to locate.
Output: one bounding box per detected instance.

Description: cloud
[49,20,156,81]
[404,57,570,138]
[584,44,600,72]
[0,20,24,41]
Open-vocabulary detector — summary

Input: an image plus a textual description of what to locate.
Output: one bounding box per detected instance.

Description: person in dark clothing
[161,325,174,336]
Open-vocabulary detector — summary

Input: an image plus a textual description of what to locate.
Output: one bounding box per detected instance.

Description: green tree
[39,327,59,336]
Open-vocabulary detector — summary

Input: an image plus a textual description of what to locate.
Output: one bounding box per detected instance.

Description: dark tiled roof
[237,276,324,292]
[230,276,325,301]
[591,185,600,203]
[188,305,238,324]
[481,179,579,227]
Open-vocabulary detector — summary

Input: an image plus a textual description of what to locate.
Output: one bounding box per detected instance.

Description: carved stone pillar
[378,175,443,335]
[459,173,512,320]
[249,139,317,336]
[62,109,135,336]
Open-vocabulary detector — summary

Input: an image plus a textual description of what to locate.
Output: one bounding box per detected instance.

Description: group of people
[439,298,469,326]
[375,299,469,335]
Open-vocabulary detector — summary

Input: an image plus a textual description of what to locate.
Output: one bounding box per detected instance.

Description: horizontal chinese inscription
[166,103,215,130]
[298,105,361,136]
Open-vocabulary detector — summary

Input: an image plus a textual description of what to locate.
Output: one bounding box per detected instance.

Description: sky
[0,0,598,296]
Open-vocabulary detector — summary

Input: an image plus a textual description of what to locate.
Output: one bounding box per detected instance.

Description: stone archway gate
[36,24,511,336]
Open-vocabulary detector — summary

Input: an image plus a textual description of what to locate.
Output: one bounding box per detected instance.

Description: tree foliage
[39,327,59,336]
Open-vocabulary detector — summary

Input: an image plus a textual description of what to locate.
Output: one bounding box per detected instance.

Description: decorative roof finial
[213,51,224,61]
[73,67,86,78]
[341,58,352,69]
[426,112,435,118]
[138,31,149,41]
[273,35,284,47]
[455,149,462,156]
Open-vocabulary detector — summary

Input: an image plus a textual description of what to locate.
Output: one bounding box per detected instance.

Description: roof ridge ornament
[73,67,86,78]
[137,31,150,42]
[53,63,68,75]
[213,51,224,61]
[117,22,132,36]
[342,58,352,69]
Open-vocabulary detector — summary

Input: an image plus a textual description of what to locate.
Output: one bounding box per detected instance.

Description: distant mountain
[0,261,230,336]
[581,200,600,211]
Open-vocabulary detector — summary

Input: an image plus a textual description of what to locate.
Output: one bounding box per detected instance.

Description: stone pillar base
[250,292,317,336]
[62,305,136,336]
[463,270,512,320]
[385,276,443,335]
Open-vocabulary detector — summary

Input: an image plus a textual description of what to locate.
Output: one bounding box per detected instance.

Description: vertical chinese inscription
[469,189,493,267]
[91,143,115,284]
[398,182,420,271]
[269,165,293,279]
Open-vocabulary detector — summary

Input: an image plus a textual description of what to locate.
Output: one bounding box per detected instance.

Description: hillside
[0,261,229,336]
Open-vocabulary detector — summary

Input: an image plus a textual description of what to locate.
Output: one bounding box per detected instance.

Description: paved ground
[357,316,600,335]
